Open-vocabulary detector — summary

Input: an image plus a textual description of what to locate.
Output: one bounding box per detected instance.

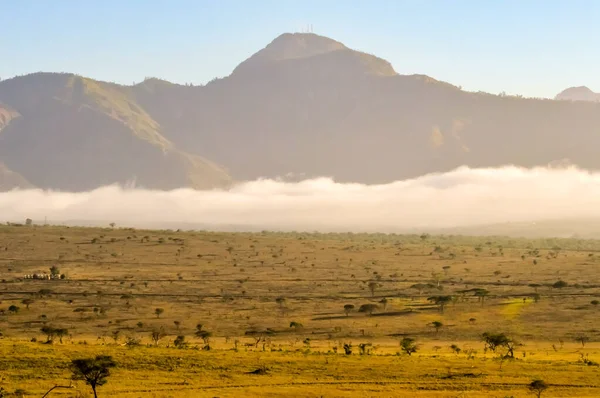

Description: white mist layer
[1,166,599,231]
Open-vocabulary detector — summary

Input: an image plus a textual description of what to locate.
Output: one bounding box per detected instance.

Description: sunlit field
[1,224,600,397]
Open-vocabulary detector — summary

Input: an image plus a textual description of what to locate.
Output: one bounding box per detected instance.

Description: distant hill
[0,74,231,190]
[555,86,600,102]
[4,33,600,190]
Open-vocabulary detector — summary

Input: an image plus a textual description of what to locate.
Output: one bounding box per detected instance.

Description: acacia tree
[368,281,378,297]
[529,379,548,398]
[289,321,303,330]
[150,329,166,346]
[41,326,68,344]
[154,308,164,318]
[21,298,34,310]
[71,355,116,398]
[482,332,510,353]
[473,289,489,306]
[410,283,435,296]
[427,296,453,314]
[343,304,355,317]
[575,335,589,348]
[195,323,212,346]
[358,303,379,316]
[431,321,443,334]
[275,297,286,308]
[400,337,418,356]
[482,332,519,358]
[379,298,388,311]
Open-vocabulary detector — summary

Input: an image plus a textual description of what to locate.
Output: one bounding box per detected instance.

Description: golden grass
[0,225,599,396]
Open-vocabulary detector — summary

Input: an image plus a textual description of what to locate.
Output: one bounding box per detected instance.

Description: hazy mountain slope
[134,33,600,182]
[556,86,600,102]
[5,33,600,189]
[0,162,35,190]
[0,73,231,191]
[0,103,20,131]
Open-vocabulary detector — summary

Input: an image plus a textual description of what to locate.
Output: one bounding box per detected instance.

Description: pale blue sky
[2,0,599,98]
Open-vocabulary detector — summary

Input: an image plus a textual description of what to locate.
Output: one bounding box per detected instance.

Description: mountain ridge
[3,33,600,190]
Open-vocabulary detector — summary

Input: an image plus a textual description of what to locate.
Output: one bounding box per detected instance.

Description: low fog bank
[2,166,600,235]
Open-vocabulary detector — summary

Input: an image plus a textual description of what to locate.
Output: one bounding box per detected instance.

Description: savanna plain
[0,224,599,397]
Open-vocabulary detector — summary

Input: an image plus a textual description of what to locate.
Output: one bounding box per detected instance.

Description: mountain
[4,33,600,190]
[0,73,231,190]
[555,86,600,102]
[136,33,600,182]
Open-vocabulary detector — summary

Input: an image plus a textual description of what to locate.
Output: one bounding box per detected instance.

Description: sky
[2,0,600,98]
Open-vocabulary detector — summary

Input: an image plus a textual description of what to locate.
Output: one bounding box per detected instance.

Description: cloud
[1,165,599,231]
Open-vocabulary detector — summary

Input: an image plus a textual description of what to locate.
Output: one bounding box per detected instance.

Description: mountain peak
[260,33,347,61]
[555,86,600,102]
[232,32,395,77]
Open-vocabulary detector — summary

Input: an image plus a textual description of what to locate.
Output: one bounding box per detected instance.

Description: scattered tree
[343,304,355,317]
[368,281,378,297]
[174,335,187,349]
[410,283,435,295]
[379,298,388,311]
[275,297,286,308]
[343,343,352,355]
[289,321,303,330]
[431,321,443,334]
[482,332,519,358]
[70,355,116,398]
[427,296,453,314]
[21,298,34,310]
[111,330,120,344]
[8,305,20,314]
[575,335,590,348]
[450,344,461,355]
[400,337,418,356]
[154,308,164,318]
[150,329,166,346]
[358,303,379,316]
[529,379,548,398]
[552,280,568,289]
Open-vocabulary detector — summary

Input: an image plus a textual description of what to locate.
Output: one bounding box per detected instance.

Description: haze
[1,166,597,232]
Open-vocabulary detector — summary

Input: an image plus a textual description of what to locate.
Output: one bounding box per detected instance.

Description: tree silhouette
[482,332,510,353]
[150,329,166,346]
[275,297,286,308]
[358,303,379,316]
[343,304,355,317]
[21,298,34,310]
[71,355,116,398]
[379,298,388,311]
[450,344,461,355]
[400,337,418,356]
[367,281,378,297]
[473,289,489,306]
[289,321,303,330]
[154,308,164,318]
[552,280,568,289]
[431,321,443,334]
[427,296,452,314]
[529,379,548,398]
[575,335,589,348]
[50,266,60,277]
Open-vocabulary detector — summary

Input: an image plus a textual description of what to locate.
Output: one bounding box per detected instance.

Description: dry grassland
[0,225,599,397]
